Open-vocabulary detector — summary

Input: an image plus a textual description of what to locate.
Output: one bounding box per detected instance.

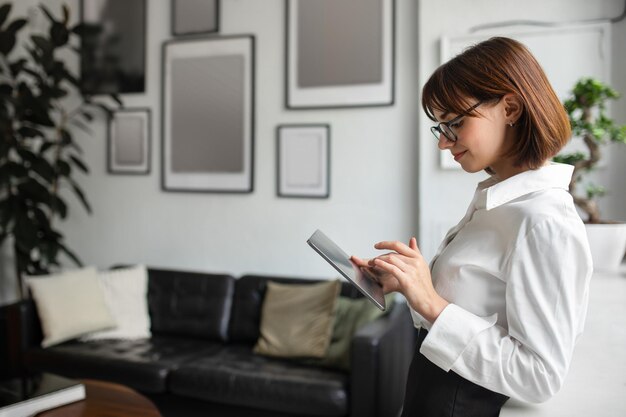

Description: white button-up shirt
[411,162,593,403]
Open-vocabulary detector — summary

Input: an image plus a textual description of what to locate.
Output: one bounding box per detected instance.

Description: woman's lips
[453,151,467,161]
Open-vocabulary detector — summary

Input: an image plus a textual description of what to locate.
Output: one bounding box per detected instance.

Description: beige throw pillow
[254,280,341,358]
[27,267,116,348]
[81,265,151,341]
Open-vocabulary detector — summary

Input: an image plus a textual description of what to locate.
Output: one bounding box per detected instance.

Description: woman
[351,37,593,416]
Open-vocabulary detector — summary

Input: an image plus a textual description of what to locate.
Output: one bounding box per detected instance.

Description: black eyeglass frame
[430,101,484,143]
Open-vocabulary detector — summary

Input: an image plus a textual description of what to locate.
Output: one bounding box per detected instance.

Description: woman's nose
[437,135,454,150]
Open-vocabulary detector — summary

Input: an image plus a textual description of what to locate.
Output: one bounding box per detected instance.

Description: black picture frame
[171,0,220,36]
[161,35,255,193]
[107,108,151,175]
[277,124,330,199]
[285,0,396,110]
[79,0,147,94]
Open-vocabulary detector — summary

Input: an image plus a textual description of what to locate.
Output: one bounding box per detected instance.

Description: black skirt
[401,329,510,417]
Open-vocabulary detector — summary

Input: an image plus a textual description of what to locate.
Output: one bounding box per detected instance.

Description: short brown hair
[422,37,570,170]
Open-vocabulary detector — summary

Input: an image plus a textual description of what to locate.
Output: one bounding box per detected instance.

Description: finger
[360,267,380,283]
[375,240,415,257]
[384,254,410,273]
[409,237,418,250]
[375,253,414,266]
[373,258,405,278]
[350,255,369,267]
[368,255,396,267]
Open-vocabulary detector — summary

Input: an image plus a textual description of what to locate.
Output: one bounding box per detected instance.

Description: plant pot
[584,223,626,271]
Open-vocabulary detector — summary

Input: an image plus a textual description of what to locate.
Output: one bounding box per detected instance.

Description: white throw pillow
[27,267,116,348]
[81,265,151,340]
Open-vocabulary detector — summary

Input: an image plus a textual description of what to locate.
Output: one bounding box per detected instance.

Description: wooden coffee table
[34,379,162,417]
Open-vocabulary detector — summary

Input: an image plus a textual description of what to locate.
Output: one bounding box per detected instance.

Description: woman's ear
[502,93,523,124]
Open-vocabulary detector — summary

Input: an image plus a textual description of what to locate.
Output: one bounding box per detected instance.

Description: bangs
[421,59,493,121]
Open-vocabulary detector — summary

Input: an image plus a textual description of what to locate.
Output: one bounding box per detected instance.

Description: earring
[508,122,514,127]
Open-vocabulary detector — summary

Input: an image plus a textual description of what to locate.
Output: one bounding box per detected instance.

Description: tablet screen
[307,229,386,311]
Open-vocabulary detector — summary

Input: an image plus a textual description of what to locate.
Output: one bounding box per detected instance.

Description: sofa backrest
[228,274,361,344]
[147,268,235,342]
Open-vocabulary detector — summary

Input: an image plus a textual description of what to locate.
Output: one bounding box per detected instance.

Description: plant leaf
[70,118,93,135]
[110,93,123,107]
[0,4,11,29]
[69,154,89,173]
[62,4,70,25]
[31,158,56,184]
[0,83,12,95]
[7,18,26,34]
[16,148,37,164]
[69,179,91,214]
[90,102,113,119]
[18,126,44,138]
[58,241,82,266]
[50,195,67,219]
[0,31,16,55]
[39,4,56,24]
[6,161,28,178]
[56,159,71,177]
[39,140,56,155]
[81,110,93,121]
[31,35,53,54]
[17,178,50,202]
[15,210,38,251]
[50,22,68,47]
[9,58,27,76]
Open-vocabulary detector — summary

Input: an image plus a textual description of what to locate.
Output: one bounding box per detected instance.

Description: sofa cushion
[308,294,394,371]
[169,344,348,416]
[26,267,116,348]
[228,275,360,344]
[24,336,222,393]
[148,269,235,341]
[254,280,341,358]
[82,265,151,341]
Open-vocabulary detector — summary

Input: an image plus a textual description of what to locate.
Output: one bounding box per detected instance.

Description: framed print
[80,0,147,94]
[162,35,255,193]
[285,0,395,109]
[172,0,219,36]
[277,125,330,198]
[108,108,151,175]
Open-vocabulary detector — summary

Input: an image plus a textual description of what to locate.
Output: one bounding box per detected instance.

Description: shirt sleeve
[419,219,592,403]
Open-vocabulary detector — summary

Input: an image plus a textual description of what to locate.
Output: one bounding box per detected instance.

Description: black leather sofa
[1,268,415,417]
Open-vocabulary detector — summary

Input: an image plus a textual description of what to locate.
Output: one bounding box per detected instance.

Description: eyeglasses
[430,101,483,143]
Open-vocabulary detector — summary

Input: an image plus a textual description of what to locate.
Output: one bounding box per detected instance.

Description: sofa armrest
[350,301,414,417]
[0,300,42,377]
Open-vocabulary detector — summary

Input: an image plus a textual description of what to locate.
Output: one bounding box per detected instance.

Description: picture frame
[80,0,147,94]
[277,124,330,198]
[285,0,395,109]
[172,0,220,36]
[107,108,151,175]
[162,35,255,193]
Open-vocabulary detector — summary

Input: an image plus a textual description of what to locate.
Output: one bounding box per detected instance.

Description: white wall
[607,1,626,222]
[1,0,420,304]
[417,0,626,260]
[2,0,625,304]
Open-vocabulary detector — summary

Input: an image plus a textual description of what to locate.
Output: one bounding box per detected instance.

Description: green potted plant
[0,3,120,300]
[553,77,626,270]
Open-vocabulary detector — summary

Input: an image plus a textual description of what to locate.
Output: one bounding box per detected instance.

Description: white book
[0,374,85,417]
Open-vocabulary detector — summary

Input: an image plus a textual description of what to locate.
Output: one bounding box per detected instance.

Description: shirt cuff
[419,303,498,372]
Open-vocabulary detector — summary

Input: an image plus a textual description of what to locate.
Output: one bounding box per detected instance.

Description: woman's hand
[350,255,399,293]
[356,237,449,324]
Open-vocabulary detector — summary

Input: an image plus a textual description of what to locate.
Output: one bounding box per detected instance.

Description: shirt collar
[474,162,573,210]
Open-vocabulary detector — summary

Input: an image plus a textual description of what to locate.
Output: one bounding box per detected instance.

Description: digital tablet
[307,229,386,311]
